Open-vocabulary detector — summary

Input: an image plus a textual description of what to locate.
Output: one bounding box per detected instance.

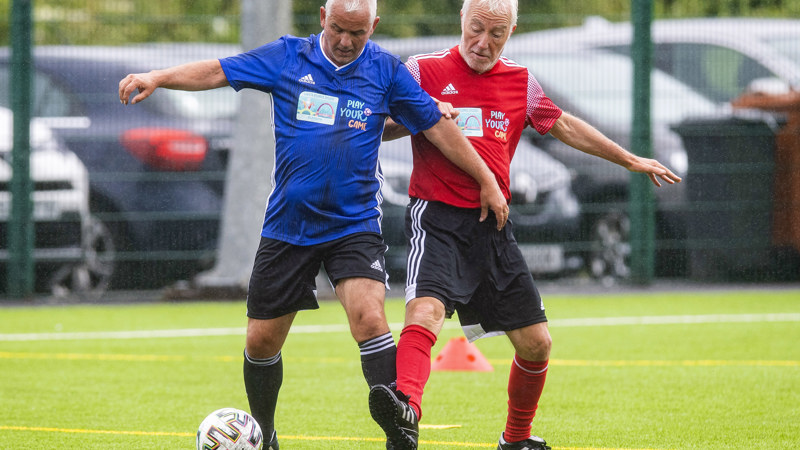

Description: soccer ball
[196,408,263,450]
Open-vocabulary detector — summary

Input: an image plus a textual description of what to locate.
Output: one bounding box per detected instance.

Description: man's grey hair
[462,0,518,27]
[325,0,377,23]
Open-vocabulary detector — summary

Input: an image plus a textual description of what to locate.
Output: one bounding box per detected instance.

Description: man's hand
[431,96,460,120]
[479,182,509,230]
[119,72,158,105]
[628,156,682,187]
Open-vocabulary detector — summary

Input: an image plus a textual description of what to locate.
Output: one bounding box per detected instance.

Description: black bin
[672,113,778,280]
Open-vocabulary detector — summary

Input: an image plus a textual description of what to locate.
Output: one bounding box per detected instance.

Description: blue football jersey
[219,34,440,245]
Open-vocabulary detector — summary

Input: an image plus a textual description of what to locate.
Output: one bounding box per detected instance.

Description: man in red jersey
[368,1,683,449]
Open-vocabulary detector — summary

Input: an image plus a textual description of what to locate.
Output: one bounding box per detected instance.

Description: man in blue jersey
[118,0,508,447]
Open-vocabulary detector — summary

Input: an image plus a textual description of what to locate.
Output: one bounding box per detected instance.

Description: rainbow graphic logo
[455,107,483,137]
[296,91,339,125]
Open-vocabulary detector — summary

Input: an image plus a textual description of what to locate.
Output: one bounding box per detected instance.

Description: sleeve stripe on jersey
[412,49,451,61]
[406,49,451,84]
[498,55,525,68]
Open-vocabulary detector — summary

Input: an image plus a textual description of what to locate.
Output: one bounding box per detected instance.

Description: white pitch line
[552,313,800,327]
[1,313,799,342]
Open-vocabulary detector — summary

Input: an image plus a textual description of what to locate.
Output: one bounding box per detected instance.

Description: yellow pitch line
[549,359,800,367]
[0,425,190,438]
[489,358,800,367]
[0,426,665,449]
[1,351,798,367]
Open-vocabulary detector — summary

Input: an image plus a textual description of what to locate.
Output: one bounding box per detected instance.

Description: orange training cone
[431,336,494,372]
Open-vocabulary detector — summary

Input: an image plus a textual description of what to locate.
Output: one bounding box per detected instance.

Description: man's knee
[349,305,390,338]
[509,322,552,361]
[405,297,446,332]
[246,316,293,358]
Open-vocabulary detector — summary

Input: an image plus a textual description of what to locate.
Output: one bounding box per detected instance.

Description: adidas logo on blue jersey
[299,74,315,85]
[441,83,458,95]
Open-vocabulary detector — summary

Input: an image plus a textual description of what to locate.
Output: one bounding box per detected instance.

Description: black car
[0,44,240,288]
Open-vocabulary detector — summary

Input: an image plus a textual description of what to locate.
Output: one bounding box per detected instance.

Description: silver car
[0,107,113,297]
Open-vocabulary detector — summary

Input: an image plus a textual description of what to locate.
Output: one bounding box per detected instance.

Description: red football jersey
[405,45,562,208]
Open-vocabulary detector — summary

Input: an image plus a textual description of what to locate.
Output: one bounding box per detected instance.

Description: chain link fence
[2,3,799,298]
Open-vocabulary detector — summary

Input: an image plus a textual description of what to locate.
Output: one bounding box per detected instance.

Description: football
[196,408,263,450]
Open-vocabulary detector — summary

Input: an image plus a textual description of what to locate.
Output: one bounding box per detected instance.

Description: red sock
[504,355,549,443]
[395,324,437,420]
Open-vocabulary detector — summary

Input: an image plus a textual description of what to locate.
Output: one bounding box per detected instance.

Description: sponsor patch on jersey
[296,91,339,125]
[455,107,483,137]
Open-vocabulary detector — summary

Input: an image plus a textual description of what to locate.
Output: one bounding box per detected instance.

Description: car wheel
[49,216,116,299]
[587,210,631,286]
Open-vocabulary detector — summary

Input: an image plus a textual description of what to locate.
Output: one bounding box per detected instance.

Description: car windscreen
[515,52,718,127]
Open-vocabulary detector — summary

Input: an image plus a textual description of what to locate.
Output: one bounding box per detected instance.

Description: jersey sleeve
[219,38,287,93]
[525,68,563,135]
[404,56,422,85]
[386,62,440,135]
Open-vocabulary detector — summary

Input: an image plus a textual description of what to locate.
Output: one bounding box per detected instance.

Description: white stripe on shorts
[405,199,429,302]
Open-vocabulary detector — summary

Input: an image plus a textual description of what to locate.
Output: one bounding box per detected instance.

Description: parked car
[0,44,240,289]
[0,107,114,297]
[511,17,800,102]
[379,134,582,281]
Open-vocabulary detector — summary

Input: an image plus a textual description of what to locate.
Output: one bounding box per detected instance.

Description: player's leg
[335,275,396,386]
[323,232,396,388]
[369,296,444,448]
[395,296,445,419]
[396,198,488,420]
[369,199,487,449]
[502,322,551,447]
[243,236,325,446]
[244,314,295,449]
[485,229,551,450]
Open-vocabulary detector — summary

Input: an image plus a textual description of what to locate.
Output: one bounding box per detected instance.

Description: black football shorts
[404,198,547,341]
[246,232,388,319]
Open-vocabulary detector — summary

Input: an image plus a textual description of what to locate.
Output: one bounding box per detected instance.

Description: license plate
[518,244,564,273]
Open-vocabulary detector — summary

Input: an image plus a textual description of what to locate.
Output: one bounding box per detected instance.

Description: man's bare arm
[119,59,228,105]
[549,112,682,187]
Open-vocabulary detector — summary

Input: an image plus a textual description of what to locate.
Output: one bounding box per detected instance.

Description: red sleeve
[525,69,562,135]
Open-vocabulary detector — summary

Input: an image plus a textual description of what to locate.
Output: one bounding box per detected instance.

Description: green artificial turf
[1,288,798,449]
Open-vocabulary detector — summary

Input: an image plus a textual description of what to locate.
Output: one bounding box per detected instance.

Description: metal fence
[3,5,800,298]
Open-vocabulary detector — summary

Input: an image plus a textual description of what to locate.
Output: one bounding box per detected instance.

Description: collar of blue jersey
[318,31,368,72]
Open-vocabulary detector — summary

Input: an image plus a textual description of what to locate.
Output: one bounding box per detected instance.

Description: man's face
[459,2,516,73]
[320,2,379,67]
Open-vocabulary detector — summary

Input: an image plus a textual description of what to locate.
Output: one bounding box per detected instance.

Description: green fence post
[9,0,35,298]
[629,0,656,285]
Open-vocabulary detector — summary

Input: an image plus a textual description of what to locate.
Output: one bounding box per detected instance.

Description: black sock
[358,332,397,387]
[243,349,283,437]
